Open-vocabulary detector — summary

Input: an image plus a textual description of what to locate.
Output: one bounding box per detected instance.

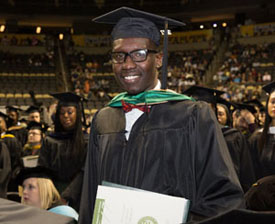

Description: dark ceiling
[0,0,274,34]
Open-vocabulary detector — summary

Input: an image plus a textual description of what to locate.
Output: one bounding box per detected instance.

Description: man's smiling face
[112,37,162,94]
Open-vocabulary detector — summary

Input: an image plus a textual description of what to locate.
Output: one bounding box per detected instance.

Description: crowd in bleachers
[1,21,275,223]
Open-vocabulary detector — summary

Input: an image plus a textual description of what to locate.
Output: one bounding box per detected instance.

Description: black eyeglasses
[111,49,158,64]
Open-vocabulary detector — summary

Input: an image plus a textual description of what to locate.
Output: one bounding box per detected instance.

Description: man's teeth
[124,76,138,80]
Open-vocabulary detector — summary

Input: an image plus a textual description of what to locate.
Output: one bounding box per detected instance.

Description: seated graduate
[79,7,244,224]
[25,105,41,123]
[16,166,78,221]
[0,111,22,194]
[6,106,28,147]
[0,140,11,198]
[183,85,255,192]
[23,121,48,156]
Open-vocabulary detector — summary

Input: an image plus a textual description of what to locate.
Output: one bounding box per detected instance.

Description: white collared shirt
[124,80,161,140]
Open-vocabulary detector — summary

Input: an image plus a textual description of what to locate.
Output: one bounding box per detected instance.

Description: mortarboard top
[16,166,55,186]
[0,111,9,119]
[92,6,185,89]
[262,81,275,95]
[27,121,48,133]
[50,92,84,106]
[182,85,225,104]
[234,102,257,114]
[245,175,275,211]
[196,208,275,224]
[217,98,237,113]
[25,105,41,114]
[244,99,265,112]
[6,106,22,113]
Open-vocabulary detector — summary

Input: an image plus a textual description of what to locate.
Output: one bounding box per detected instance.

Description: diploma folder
[92,182,190,224]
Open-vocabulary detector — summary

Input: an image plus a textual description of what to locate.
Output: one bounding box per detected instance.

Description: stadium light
[222,22,227,27]
[200,25,204,29]
[0,25,5,32]
[213,23,217,28]
[160,29,172,35]
[36,26,41,34]
[59,33,64,40]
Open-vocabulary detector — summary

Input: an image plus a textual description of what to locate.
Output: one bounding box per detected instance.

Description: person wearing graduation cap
[216,98,236,127]
[38,92,88,212]
[23,121,48,156]
[5,106,27,147]
[79,7,244,224]
[17,166,78,222]
[232,102,258,139]
[244,99,266,128]
[183,85,256,192]
[249,81,275,181]
[0,132,11,199]
[26,105,41,123]
[0,111,23,195]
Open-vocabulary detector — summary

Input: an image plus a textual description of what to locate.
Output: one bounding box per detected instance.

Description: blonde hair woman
[17,166,78,221]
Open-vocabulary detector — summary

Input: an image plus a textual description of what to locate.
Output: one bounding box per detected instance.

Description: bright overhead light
[222,22,227,27]
[213,23,217,28]
[0,25,5,32]
[36,26,41,34]
[59,33,64,40]
[160,29,172,35]
[200,25,204,29]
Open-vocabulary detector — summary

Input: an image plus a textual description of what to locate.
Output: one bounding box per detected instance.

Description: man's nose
[122,55,136,69]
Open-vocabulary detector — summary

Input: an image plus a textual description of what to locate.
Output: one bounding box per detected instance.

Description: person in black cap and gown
[38,92,88,212]
[6,106,27,147]
[26,105,41,123]
[0,137,11,198]
[79,7,244,224]
[232,103,258,139]
[23,121,48,156]
[0,111,22,195]
[183,85,256,192]
[249,81,275,181]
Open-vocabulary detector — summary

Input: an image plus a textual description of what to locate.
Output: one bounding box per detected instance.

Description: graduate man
[79,7,244,223]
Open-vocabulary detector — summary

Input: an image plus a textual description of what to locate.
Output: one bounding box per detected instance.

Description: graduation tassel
[161,20,169,90]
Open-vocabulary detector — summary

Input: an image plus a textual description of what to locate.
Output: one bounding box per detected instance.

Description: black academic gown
[38,132,88,211]
[221,126,256,192]
[0,142,11,198]
[78,100,244,224]
[7,127,28,148]
[1,134,23,192]
[249,130,275,180]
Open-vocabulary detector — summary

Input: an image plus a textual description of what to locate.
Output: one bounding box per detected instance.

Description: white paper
[92,185,190,224]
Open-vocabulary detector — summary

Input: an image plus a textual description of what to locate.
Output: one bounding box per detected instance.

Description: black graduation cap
[234,102,257,114]
[50,92,83,106]
[245,175,275,211]
[244,99,265,112]
[182,85,225,104]
[92,6,185,89]
[6,106,22,113]
[217,98,237,114]
[25,105,41,114]
[195,208,275,224]
[262,81,275,94]
[27,121,48,133]
[51,92,88,127]
[0,111,9,119]
[16,166,55,186]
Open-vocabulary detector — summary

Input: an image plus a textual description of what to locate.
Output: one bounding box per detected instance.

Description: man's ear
[155,52,163,69]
